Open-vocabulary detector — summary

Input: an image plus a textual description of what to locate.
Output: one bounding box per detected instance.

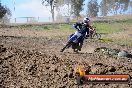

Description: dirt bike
[89,27,101,39]
[60,31,86,52]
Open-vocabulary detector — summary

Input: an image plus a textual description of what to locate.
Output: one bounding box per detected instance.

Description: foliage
[42,0,57,22]
[71,0,85,17]
[100,0,130,16]
[56,0,85,18]
[0,3,11,19]
[41,0,131,21]
[100,0,107,16]
[87,0,99,17]
[0,5,6,18]
[0,3,11,24]
[56,0,71,19]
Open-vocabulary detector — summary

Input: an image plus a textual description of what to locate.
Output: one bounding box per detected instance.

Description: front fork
[60,42,72,52]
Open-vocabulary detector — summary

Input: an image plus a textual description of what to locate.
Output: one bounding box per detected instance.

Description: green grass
[13,19,132,46]
[93,22,124,34]
[96,38,132,46]
[16,19,131,34]
[32,22,125,34]
[97,38,113,43]
[113,38,132,46]
[117,19,132,24]
[17,24,75,32]
[93,19,132,33]
[57,24,75,32]
[92,19,132,46]
[30,24,75,33]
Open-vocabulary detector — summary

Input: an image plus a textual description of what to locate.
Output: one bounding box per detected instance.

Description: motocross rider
[72,17,93,51]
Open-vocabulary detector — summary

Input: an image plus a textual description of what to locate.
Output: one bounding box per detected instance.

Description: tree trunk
[101,0,107,16]
[51,10,54,22]
[51,4,55,22]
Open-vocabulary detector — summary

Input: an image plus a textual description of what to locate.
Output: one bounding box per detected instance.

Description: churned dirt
[0,27,132,88]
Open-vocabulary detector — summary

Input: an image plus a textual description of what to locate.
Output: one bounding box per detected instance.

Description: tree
[56,0,71,17]
[0,2,11,23]
[56,0,69,15]
[0,3,7,18]
[87,0,99,17]
[55,0,72,22]
[116,0,130,14]
[71,0,85,17]
[42,0,57,22]
[100,0,130,16]
[100,0,107,16]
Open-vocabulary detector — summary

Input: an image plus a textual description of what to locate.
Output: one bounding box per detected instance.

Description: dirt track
[0,28,132,88]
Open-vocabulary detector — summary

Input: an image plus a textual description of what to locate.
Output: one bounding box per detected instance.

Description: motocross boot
[78,43,83,51]
[74,49,78,53]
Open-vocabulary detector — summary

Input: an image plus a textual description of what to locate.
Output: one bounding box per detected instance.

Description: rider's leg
[79,43,83,51]
[78,38,84,51]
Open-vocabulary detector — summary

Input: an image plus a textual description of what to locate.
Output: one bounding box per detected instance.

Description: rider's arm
[89,25,93,29]
[88,25,95,32]
[73,22,82,31]
[90,26,96,32]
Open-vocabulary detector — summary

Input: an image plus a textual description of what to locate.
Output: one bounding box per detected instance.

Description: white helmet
[83,17,90,23]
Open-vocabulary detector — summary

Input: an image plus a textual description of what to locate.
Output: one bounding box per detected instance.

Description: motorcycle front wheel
[92,33,101,39]
[60,42,72,52]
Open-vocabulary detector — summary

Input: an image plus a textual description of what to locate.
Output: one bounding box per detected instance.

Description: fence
[9,16,72,23]
[10,17,52,23]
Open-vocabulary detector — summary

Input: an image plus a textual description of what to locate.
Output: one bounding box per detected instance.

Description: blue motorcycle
[60,31,87,52]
